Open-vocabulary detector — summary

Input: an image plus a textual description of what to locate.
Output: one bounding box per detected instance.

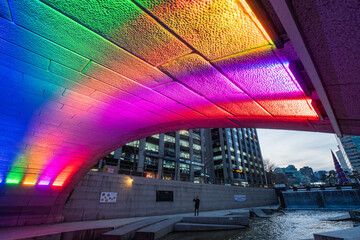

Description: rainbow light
[0,0,320,188]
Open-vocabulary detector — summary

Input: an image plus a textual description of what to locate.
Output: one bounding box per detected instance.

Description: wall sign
[156,191,174,202]
[100,192,117,203]
[234,195,246,202]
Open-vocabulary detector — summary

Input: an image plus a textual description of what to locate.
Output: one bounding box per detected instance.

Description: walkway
[0,205,279,240]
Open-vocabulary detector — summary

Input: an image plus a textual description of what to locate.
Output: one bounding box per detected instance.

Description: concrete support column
[189,130,194,182]
[247,129,259,185]
[157,134,165,179]
[114,147,122,166]
[137,138,146,173]
[237,129,248,183]
[98,158,103,171]
[231,129,241,180]
[204,129,215,183]
[200,129,207,183]
[175,131,180,181]
[219,128,229,182]
[242,129,254,185]
[224,128,234,181]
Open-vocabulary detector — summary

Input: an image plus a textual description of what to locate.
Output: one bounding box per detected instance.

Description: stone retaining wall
[63,172,278,222]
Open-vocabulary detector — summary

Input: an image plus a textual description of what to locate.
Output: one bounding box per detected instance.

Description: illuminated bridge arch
[0,0,358,226]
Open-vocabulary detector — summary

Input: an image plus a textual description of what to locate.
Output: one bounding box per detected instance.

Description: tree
[263,159,277,172]
[349,170,360,184]
[273,173,288,185]
[324,170,338,186]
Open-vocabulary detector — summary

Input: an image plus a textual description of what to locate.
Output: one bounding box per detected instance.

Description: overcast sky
[257,129,339,172]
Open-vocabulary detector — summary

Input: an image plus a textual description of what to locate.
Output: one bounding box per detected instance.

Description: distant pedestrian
[193,196,200,216]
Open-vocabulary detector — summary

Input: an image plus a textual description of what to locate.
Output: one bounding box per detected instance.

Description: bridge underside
[0,0,359,226]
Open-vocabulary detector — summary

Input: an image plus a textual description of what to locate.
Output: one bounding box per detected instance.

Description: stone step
[135,216,183,240]
[102,217,168,240]
[325,213,351,221]
[228,210,250,217]
[313,226,360,240]
[252,209,270,218]
[174,223,245,232]
[182,216,249,226]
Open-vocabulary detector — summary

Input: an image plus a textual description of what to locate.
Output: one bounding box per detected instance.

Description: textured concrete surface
[0,207,275,240]
[181,216,249,226]
[102,217,167,240]
[135,216,182,240]
[313,226,360,240]
[63,172,277,222]
[174,223,245,232]
[252,209,270,218]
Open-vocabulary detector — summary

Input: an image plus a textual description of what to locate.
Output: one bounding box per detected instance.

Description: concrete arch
[0,0,358,226]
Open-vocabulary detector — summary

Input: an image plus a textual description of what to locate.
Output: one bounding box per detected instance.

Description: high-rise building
[98,128,266,186]
[205,128,266,186]
[299,166,316,182]
[336,135,360,172]
[335,149,351,173]
[274,165,301,185]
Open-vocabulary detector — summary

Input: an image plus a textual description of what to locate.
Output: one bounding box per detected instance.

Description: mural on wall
[100,192,117,203]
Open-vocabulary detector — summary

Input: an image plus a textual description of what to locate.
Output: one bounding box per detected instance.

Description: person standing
[193,196,200,216]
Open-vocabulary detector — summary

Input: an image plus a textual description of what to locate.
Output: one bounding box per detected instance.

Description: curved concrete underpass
[0,0,359,226]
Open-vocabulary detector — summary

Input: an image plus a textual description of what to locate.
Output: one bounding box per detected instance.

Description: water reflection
[161,210,359,240]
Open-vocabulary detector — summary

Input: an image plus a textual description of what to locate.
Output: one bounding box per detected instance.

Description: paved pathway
[0,205,279,240]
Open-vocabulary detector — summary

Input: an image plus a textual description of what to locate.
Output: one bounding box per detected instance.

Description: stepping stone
[252,209,270,218]
[182,216,249,226]
[102,217,167,240]
[326,213,351,221]
[313,226,360,240]
[174,223,245,232]
[228,210,250,217]
[135,216,182,240]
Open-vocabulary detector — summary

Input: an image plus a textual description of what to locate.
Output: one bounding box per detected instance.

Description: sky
[257,129,339,172]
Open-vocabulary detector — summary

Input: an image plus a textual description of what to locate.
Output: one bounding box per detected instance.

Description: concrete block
[0,17,88,71]
[251,209,269,218]
[313,226,360,240]
[182,216,249,226]
[102,217,168,240]
[174,223,245,232]
[228,210,250,217]
[135,216,182,240]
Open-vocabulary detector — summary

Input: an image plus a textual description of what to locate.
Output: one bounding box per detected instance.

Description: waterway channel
[161,210,359,240]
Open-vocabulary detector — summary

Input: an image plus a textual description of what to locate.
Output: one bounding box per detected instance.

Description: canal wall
[282,189,360,209]
[63,172,278,222]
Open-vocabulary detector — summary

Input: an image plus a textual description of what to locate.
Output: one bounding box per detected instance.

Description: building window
[180,151,190,159]
[179,130,189,136]
[163,160,175,169]
[164,135,175,143]
[180,139,189,147]
[127,140,139,147]
[145,143,159,152]
[193,144,201,151]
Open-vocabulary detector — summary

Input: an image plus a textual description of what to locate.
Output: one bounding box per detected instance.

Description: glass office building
[98,128,266,186]
[337,135,360,172]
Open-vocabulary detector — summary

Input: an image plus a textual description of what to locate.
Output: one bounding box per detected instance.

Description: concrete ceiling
[0,0,358,212]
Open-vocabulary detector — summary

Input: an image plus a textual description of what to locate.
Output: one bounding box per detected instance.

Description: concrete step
[313,226,360,240]
[228,210,250,217]
[174,223,245,232]
[252,209,270,218]
[349,209,360,221]
[102,217,167,240]
[135,216,182,240]
[325,213,351,221]
[182,216,249,226]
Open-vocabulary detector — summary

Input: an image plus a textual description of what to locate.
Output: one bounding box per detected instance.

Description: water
[161,210,359,240]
